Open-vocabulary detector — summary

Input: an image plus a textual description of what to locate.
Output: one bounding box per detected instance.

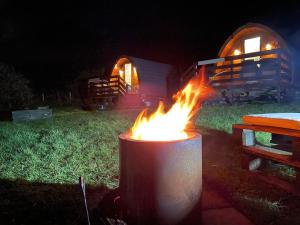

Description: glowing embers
[130,75,212,141]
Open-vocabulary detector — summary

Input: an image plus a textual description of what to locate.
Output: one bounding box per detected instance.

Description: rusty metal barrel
[119,132,202,225]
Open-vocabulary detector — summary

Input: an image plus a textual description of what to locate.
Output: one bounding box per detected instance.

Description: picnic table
[232,113,300,188]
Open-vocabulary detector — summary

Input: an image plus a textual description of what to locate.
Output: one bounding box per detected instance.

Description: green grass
[197,103,300,145]
[2,103,299,188]
[197,103,300,132]
[1,104,300,225]
[0,108,139,188]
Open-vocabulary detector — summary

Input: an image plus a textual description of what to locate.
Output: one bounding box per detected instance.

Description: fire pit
[117,74,210,225]
[119,132,202,225]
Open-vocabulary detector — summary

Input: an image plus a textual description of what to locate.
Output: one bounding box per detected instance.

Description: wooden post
[242,129,255,146]
[276,58,281,103]
[232,125,243,145]
[230,59,233,79]
[42,92,45,103]
[292,137,300,187]
[292,137,300,159]
[233,126,264,171]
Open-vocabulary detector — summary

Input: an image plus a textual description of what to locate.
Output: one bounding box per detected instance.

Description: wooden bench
[232,122,300,189]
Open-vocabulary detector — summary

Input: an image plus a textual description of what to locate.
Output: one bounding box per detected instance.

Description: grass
[1,103,300,224]
[196,103,300,144]
[197,103,300,132]
[0,108,138,188]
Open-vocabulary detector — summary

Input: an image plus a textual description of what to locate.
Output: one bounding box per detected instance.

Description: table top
[243,113,300,131]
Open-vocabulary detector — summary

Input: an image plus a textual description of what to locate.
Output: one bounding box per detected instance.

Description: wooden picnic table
[232,113,300,188]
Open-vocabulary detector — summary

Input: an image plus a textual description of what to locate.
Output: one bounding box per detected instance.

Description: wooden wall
[219,24,287,58]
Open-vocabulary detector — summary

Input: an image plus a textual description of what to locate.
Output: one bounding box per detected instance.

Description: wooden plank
[211,79,277,88]
[225,49,281,60]
[233,124,300,138]
[296,168,300,188]
[92,95,118,99]
[91,84,119,88]
[212,69,278,78]
[215,58,279,70]
[95,91,119,96]
[292,137,300,160]
[253,144,292,156]
[243,145,300,169]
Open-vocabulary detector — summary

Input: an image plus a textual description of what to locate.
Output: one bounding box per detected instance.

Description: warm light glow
[244,37,261,54]
[265,43,272,50]
[119,70,124,78]
[130,76,211,141]
[244,37,261,61]
[234,49,241,55]
[124,63,132,85]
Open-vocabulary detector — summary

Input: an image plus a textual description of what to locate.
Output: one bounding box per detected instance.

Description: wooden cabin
[212,23,294,102]
[81,56,177,109]
[181,23,295,103]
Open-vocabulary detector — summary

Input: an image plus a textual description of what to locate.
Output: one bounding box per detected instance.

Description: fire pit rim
[119,131,201,143]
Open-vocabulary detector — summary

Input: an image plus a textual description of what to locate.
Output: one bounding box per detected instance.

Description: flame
[130,74,211,141]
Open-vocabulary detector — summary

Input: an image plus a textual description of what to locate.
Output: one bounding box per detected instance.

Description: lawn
[0,108,138,188]
[1,104,300,225]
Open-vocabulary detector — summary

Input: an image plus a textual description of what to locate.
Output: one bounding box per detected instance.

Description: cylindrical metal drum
[119,132,202,225]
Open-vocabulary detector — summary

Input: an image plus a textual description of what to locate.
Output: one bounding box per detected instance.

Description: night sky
[1,1,300,90]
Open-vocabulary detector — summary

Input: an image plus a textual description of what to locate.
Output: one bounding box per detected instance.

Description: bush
[0,63,33,110]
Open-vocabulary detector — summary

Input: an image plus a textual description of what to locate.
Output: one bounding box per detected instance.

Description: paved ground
[91,181,254,225]
[201,182,253,225]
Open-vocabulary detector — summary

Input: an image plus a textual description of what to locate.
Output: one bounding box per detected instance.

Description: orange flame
[130,73,211,141]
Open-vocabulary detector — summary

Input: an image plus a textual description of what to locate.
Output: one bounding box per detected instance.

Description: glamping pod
[212,23,294,102]
[82,56,176,109]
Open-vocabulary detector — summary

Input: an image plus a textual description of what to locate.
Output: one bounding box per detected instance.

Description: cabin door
[124,63,132,92]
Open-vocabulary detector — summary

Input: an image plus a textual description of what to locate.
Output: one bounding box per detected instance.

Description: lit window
[119,70,124,78]
[244,37,261,61]
[124,63,132,86]
[244,37,261,54]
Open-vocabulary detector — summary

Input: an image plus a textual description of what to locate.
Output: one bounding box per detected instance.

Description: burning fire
[130,73,211,141]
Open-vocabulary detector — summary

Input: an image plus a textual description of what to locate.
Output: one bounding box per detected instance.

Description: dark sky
[1,1,300,90]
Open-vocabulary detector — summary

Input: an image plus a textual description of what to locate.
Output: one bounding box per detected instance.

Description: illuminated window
[119,70,124,79]
[124,63,132,86]
[244,37,261,53]
[244,37,261,60]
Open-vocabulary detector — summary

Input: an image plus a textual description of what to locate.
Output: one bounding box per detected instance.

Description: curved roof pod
[214,23,294,85]
[219,23,290,57]
[111,56,175,98]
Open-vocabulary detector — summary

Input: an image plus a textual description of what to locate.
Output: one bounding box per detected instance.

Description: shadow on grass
[200,128,241,199]
[199,127,300,225]
[0,179,110,225]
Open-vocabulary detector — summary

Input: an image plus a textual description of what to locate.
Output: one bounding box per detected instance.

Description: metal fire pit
[119,132,202,225]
